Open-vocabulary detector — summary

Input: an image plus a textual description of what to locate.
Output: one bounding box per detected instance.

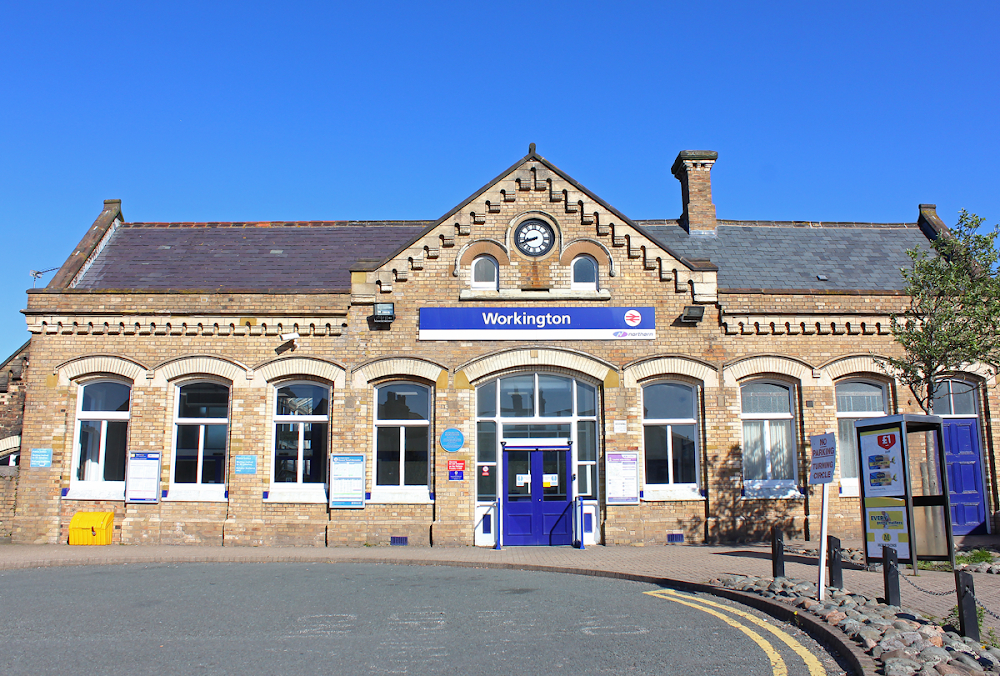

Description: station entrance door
[502,443,573,546]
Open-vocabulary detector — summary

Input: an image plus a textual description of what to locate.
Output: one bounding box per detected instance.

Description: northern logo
[623,310,642,327]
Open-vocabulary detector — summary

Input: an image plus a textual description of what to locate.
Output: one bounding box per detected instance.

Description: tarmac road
[0,562,846,675]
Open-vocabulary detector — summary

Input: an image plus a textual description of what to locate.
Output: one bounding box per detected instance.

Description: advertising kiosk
[855,415,956,568]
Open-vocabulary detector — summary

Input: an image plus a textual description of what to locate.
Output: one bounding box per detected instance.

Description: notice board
[330,454,366,508]
[125,451,162,503]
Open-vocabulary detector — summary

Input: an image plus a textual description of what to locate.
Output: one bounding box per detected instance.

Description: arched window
[270,382,329,501]
[740,381,797,498]
[835,380,887,495]
[642,382,699,497]
[933,379,978,416]
[471,255,499,290]
[571,255,598,291]
[170,381,230,501]
[373,382,430,501]
[70,380,131,499]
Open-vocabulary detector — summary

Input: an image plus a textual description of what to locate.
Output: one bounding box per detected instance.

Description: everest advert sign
[418,307,656,340]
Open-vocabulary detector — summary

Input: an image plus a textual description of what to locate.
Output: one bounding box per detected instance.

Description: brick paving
[3,540,1000,632]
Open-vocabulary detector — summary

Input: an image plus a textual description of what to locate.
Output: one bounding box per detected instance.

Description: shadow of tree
[685,443,804,544]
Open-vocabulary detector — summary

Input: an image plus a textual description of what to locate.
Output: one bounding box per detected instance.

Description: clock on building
[513,219,555,257]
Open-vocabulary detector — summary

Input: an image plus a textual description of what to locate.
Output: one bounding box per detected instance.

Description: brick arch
[723,354,815,387]
[157,355,247,383]
[456,239,510,268]
[57,354,147,384]
[559,239,616,277]
[256,356,346,388]
[821,354,888,381]
[352,357,447,388]
[456,347,616,384]
[623,356,719,388]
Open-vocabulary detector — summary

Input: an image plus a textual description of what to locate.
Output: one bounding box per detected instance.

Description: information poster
[330,454,366,508]
[864,497,911,559]
[30,448,52,468]
[606,452,639,504]
[859,425,904,497]
[808,432,837,484]
[125,451,162,503]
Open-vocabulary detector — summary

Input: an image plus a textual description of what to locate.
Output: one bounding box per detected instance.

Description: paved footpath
[2,541,1000,631]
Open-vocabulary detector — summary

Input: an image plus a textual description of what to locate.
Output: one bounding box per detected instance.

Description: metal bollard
[771,526,785,578]
[828,535,843,589]
[956,571,980,641]
[882,546,900,607]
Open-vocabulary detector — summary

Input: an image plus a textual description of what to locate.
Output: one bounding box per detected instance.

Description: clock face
[514,220,555,257]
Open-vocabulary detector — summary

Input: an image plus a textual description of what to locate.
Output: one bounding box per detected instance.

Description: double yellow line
[644,589,826,676]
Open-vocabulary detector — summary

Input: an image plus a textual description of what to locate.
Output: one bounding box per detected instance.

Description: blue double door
[944,419,988,535]
[502,448,573,546]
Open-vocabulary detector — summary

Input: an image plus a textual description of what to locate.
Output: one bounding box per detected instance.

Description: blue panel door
[943,419,987,535]
[502,449,573,546]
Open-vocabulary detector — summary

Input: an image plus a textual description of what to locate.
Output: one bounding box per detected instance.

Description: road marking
[645,590,788,676]
[645,589,826,676]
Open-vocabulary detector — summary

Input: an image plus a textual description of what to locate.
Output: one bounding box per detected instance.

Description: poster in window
[125,451,162,503]
[859,425,904,497]
[606,452,639,504]
[330,454,366,508]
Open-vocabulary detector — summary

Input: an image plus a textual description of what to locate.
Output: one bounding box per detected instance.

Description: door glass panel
[542,451,567,501]
[500,375,534,417]
[477,422,497,463]
[577,421,596,462]
[538,376,573,417]
[506,451,530,501]
[477,464,496,501]
[578,464,592,497]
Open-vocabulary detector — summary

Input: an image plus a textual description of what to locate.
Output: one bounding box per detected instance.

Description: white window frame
[266,381,331,504]
[471,255,499,291]
[166,380,230,502]
[740,380,799,499]
[933,378,980,418]
[66,379,131,501]
[641,381,701,501]
[835,379,888,497]
[370,382,432,504]
[570,255,599,291]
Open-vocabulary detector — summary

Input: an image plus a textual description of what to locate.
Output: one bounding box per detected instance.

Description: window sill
[643,486,704,502]
[64,483,125,501]
[164,485,228,502]
[368,487,432,504]
[838,479,859,498]
[459,289,612,301]
[266,486,328,504]
[742,482,802,500]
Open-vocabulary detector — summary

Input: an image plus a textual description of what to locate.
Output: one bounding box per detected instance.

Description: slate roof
[74,222,432,292]
[636,219,930,292]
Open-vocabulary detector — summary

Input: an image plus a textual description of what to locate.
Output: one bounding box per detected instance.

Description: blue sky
[1,1,998,359]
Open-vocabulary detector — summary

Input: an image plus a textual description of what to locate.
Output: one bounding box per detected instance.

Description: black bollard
[956,571,980,641]
[771,526,785,578]
[882,545,900,607]
[828,535,843,589]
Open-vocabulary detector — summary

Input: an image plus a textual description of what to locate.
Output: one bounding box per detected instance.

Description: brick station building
[11,147,998,546]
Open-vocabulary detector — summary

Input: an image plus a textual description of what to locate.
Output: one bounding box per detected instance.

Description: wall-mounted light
[280,331,299,348]
[680,306,705,324]
[372,303,395,324]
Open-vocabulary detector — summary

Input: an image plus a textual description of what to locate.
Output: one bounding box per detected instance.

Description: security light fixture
[280,332,300,342]
[680,306,705,324]
[373,303,395,324]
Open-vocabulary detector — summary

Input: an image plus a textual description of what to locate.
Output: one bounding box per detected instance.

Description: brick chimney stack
[671,150,718,232]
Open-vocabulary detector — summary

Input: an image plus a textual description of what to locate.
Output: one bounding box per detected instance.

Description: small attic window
[472,256,498,290]
[816,275,829,282]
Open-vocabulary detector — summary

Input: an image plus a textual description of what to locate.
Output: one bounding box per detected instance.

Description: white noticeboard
[125,451,162,503]
[330,454,366,508]
[606,452,639,504]
[808,432,837,484]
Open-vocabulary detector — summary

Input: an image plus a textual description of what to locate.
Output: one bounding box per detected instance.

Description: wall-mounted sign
[606,452,639,504]
[449,470,464,481]
[234,455,257,475]
[330,454,366,508]
[126,452,162,503]
[29,448,52,468]
[447,460,466,472]
[419,307,656,340]
[440,428,465,452]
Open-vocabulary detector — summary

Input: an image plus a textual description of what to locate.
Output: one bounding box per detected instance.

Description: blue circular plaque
[439,428,464,452]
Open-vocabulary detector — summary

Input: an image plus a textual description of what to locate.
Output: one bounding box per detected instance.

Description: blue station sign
[419,307,655,341]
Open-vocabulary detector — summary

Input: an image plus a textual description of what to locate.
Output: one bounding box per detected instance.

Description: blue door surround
[502,446,573,546]
[943,419,988,535]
